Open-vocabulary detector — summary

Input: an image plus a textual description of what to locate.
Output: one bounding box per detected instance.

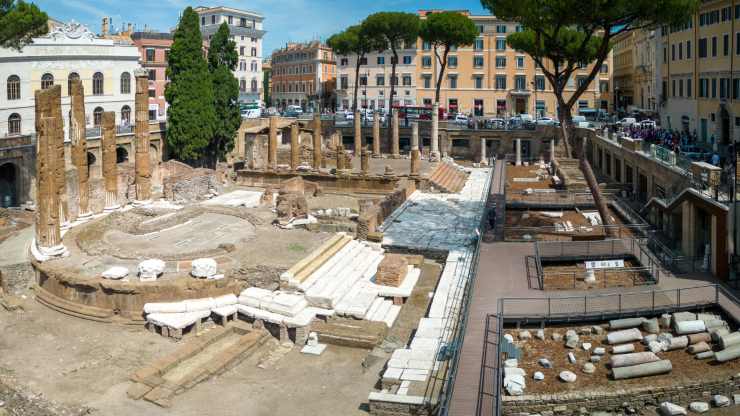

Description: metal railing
[504,223,651,242]
[542,266,654,290]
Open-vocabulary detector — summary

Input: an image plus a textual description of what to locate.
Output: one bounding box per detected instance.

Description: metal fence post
[652,291,655,312]
[584,296,588,314]
[677,288,681,308]
[548,298,551,317]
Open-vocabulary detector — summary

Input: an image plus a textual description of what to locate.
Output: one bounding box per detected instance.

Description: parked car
[453,114,469,124]
[616,117,638,127]
[577,121,596,129]
[640,120,657,129]
[486,118,506,129]
[536,117,557,126]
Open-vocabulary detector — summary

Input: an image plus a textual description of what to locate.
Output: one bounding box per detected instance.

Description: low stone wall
[502,375,740,415]
[0,261,34,294]
[237,169,400,193]
[357,180,416,240]
[163,168,220,203]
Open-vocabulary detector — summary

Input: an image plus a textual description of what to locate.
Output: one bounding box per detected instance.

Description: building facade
[415,10,612,118]
[658,1,740,149]
[335,47,418,111]
[271,41,336,111]
[131,31,172,122]
[195,6,265,105]
[612,28,658,114]
[0,21,139,139]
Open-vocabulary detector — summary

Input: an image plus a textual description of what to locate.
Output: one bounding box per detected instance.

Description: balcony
[85,125,134,138]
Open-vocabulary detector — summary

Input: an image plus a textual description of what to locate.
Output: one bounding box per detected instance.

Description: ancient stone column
[430,103,440,161]
[69,79,90,219]
[372,111,381,157]
[101,112,119,211]
[290,123,300,171]
[410,122,421,177]
[354,110,362,156]
[515,139,522,166]
[35,117,62,251]
[391,111,400,158]
[312,113,322,170]
[134,71,152,202]
[35,85,68,226]
[550,138,556,163]
[268,116,278,171]
[361,146,369,175]
[480,137,487,165]
[336,144,345,171]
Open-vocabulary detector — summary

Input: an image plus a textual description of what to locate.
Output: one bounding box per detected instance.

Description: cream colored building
[659,0,740,147]
[415,10,612,118]
[335,47,417,111]
[613,29,658,113]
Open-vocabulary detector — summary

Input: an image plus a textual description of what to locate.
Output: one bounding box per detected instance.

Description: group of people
[618,123,725,166]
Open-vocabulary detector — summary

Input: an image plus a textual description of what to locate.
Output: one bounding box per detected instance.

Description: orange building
[271,41,336,111]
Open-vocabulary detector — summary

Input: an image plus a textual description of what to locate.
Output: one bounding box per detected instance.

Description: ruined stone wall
[163,168,220,203]
[357,180,416,240]
[0,262,34,294]
[502,375,740,416]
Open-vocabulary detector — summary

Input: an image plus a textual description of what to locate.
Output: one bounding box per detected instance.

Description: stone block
[375,254,409,287]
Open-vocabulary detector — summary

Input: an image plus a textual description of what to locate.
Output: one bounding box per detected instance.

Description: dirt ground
[542,259,653,290]
[505,164,555,192]
[0,208,32,244]
[509,324,740,396]
[0,259,443,416]
[505,208,636,241]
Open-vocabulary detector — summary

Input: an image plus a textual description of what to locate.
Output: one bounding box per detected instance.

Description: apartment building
[131,31,173,121]
[659,1,740,148]
[195,6,265,104]
[334,48,418,111]
[415,10,612,118]
[612,29,658,114]
[271,41,336,111]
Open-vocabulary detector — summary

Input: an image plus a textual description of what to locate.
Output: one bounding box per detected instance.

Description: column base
[104,204,121,213]
[429,151,441,162]
[132,199,153,207]
[31,239,69,262]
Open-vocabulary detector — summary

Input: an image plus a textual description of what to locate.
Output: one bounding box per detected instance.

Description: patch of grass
[288,243,306,252]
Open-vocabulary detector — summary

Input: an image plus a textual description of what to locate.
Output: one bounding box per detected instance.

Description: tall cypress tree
[207,22,240,167]
[165,7,216,162]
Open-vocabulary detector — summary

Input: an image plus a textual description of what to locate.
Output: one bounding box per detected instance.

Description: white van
[617,117,637,127]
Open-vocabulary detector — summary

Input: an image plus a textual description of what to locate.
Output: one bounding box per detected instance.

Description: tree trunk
[353,57,362,112]
[559,102,615,237]
[386,50,398,144]
[434,46,449,105]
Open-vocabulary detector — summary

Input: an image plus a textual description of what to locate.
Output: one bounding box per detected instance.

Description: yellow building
[612,28,658,114]
[415,10,612,118]
[659,0,740,147]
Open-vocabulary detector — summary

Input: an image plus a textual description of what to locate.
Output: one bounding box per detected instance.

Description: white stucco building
[195,6,266,105]
[0,21,140,139]
[335,49,418,111]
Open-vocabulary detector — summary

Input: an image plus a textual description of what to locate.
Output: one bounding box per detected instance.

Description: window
[474,38,484,50]
[474,76,483,89]
[376,75,385,86]
[148,89,155,98]
[600,64,609,73]
[251,47,257,57]
[360,57,367,65]
[687,40,691,59]
[515,75,526,90]
[67,73,79,94]
[516,56,524,68]
[712,78,717,98]
[724,34,729,56]
[423,75,431,89]
[240,17,247,27]
[422,56,432,67]
[577,76,587,88]
[359,76,367,86]
[448,56,458,68]
[402,75,412,86]
[211,15,216,24]
[448,75,457,89]
[535,75,545,91]
[672,79,676,97]
[240,79,246,92]
[402,56,412,65]
[422,41,431,50]
[477,25,484,34]
[496,38,506,50]
[679,79,684,97]
[473,55,484,68]
[699,38,707,58]
[578,100,588,109]
[495,56,506,68]
[377,56,385,65]
[495,75,506,89]
[201,16,205,26]
[340,76,348,90]
[146,48,155,62]
[6,75,19,100]
[93,107,103,126]
[120,72,131,94]
[251,79,258,92]
[687,78,692,97]
[496,24,507,33]
[671,44,675,61]
[391,75,398,86]
[121,105,131,124]
[7,113,20,135]
[712,36,717,56]
[41,73,54,90]
[679,42,683,60]
[92,72,104,95]
[340,57,348,66]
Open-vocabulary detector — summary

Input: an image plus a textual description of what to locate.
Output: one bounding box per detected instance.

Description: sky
[38,0,490,55]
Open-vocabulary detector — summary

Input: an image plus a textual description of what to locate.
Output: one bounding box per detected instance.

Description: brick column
[102,112,119,211]
[35,117,62,251]
[410,122,420,177]
[361,146,369,175]
[134,71,152,202]
[313,113,322,170]
[268,116,278,171]
[354,110,362,156]
[372,111,381,157]
[34,85,68,227]
[336,144,345,171]
[69,79,90,218]
[391,111,400,158]
[290,123,300,171]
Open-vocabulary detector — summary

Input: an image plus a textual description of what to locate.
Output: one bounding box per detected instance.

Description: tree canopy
[328,24,385,111]
[165,6,216,162]
[420,11,478,104]
[0,0,48,50]
[207,22,240,166]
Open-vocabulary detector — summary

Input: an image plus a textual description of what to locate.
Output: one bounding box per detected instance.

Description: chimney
[127,23,133,34]
[102,17,109,36]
